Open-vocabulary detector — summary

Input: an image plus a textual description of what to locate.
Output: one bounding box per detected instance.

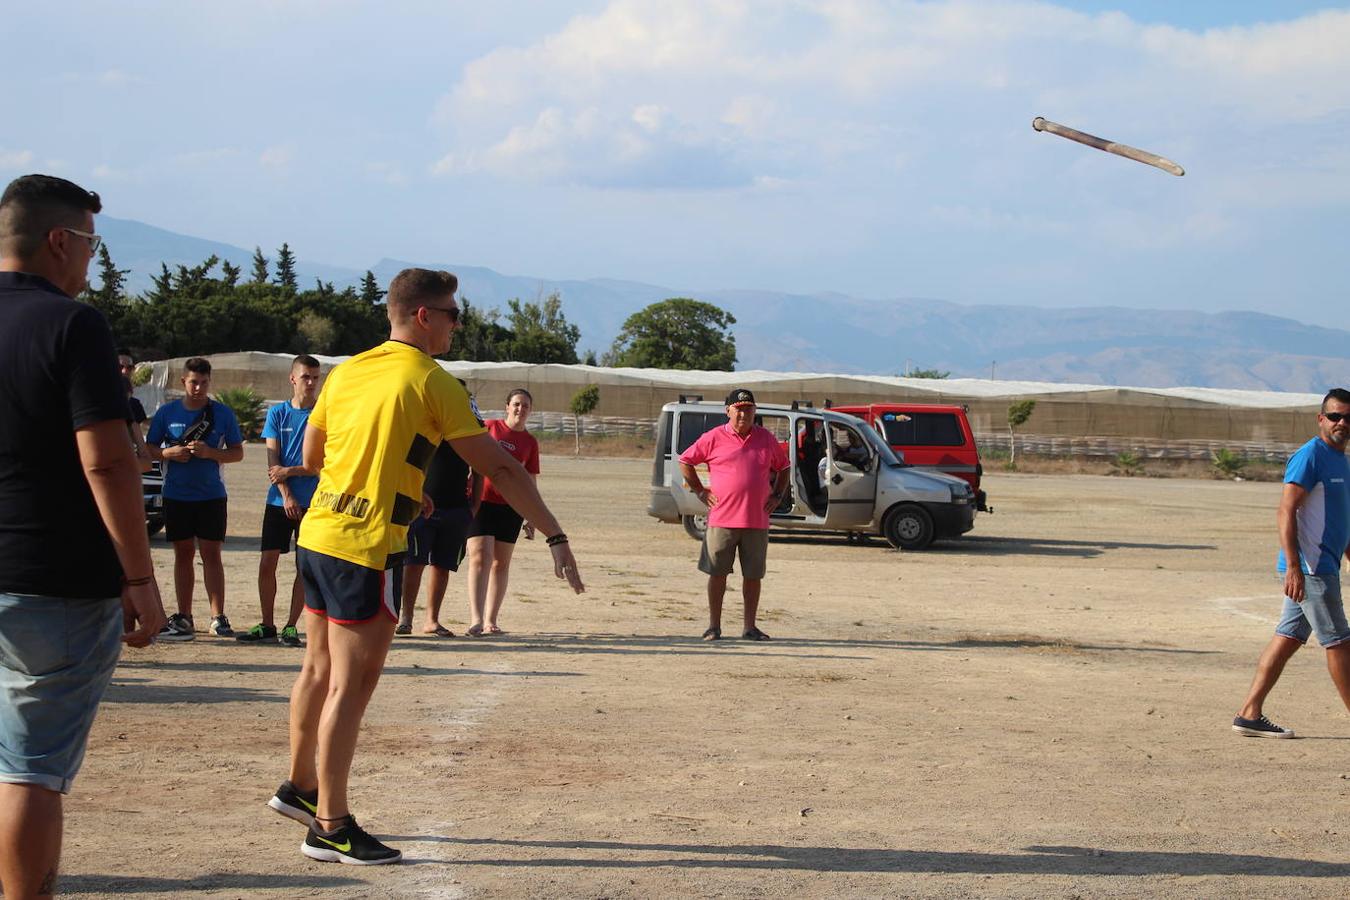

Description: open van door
[822,419,877,528]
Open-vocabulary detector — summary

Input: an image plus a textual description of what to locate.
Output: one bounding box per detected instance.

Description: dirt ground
[60,445,1350,898]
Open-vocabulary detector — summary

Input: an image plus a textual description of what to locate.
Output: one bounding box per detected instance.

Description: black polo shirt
[422,442,472,510]
[0,271,129,598]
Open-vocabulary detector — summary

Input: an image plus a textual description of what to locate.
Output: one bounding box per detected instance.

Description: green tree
[216,387,266,440]
[294,309,338,354]
[220,259,241,287]
[449,299,510,362]
[503,292,580,364]
[274,243,298,291]
[904,368,950,379]
[82,244,129,322]
[1211,448,1247,480]
[568,385,600,455]
[250,246,269,284]
[1006,399,1037,469]
[582,349,598,366]
[608,298,736,370]
[359,271,385,306]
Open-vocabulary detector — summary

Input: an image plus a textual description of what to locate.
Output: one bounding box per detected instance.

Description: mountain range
[98,216,1345,393]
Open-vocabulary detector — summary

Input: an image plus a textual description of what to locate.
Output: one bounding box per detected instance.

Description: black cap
[725,388,756,406]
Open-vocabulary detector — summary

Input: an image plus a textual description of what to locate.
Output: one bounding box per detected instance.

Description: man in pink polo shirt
[678,389,790,641]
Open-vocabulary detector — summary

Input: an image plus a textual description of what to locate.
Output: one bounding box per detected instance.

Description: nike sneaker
[302,815,402,865]
[267,780,318,827]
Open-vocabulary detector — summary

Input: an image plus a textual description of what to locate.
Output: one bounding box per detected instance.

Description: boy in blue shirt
[1234,388,1350,738]
[146,357,244,640]
[239,355,322,646]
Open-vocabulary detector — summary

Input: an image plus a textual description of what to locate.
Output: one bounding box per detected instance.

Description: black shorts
[164,498,227,542]
[406,507,472,570]
[467,501,524,544]
[260,504,304,553]
[297,547,401,625]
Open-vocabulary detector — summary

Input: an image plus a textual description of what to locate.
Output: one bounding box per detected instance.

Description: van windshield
[855,421,901,466]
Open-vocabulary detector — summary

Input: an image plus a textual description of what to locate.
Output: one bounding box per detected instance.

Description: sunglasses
[62,227,102,254]
[1323,412,1349,423]
[422,305,460,324]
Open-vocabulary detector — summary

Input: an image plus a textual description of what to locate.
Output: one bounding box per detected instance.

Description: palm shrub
[217,387,267,441]
[1211,448,1247,480]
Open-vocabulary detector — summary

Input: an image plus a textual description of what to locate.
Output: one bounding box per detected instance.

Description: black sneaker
[209,615,234,637]
[1232,714,1295,738]
[237,623,278,643]
[158,613,195,642]
[279,625,303,647]
[268,780,318,826]
[302,816,402,865]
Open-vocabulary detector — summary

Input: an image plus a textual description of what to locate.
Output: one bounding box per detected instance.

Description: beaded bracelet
[545,532,569,547]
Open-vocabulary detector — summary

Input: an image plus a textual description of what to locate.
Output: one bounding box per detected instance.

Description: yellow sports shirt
[298,340,485,570]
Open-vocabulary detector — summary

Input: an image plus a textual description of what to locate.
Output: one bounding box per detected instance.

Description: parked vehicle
[831,403,990,512]
[647,399,976,550]
[144,465,164,536]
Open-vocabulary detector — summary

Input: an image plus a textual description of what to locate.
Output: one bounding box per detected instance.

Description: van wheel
[883,504,934,551]
[682,513,708,541]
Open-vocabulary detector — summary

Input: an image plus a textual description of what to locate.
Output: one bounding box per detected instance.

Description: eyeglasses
[422,305,460,324]
[1323,412,1349,423]
[62,227,102,254]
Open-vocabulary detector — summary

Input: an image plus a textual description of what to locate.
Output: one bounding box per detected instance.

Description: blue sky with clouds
[4,1,1347,324]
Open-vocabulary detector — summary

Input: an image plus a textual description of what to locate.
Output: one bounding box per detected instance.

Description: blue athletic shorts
[406,507,472,571]
[0,593,122,794]
[297,547,401,625]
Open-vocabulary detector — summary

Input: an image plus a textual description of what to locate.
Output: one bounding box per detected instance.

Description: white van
[646,399,976,550]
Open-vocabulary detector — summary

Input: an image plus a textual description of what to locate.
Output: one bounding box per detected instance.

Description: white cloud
[0,149,35,169]
[259,144,296,169]
[427,0,1350,215]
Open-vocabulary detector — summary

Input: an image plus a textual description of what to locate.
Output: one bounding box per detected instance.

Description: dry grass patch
[953,632,1089,655]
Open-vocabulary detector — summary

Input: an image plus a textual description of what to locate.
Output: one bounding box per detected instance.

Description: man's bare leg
[258,549,281,627]
[200,539,225,619]
[484,541,516,631]
[399,564,424,630]
[314,616,395,822]
[742,577,762,632]
[0,783,62,900]
[1326,643,1350,713]
[424,565,450,631]
[287,610,331,793]
[707,574,727,631]
[171,539,196,617]
[285,570,305,630]
[1238,634,1301,720]
[465,536,493,632]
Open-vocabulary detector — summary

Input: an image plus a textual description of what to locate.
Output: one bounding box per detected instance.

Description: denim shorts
[1275,574,1350,648]
[0,592,122,793]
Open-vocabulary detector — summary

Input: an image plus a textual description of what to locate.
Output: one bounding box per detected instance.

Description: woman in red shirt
[465,388,541,635]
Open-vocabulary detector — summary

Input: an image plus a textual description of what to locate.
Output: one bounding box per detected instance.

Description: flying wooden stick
[1032,117,1184,177]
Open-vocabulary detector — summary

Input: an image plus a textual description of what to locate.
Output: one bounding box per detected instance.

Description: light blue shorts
[0,593,122,793]
[1275,574,1350,648]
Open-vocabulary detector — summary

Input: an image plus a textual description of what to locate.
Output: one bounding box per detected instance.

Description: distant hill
[98,217,1348,392]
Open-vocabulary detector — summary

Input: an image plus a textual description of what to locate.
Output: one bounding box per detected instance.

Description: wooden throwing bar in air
[1032,117,1185,177]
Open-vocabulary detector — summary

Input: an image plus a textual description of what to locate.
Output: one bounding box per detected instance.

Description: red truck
[831,403,990,512]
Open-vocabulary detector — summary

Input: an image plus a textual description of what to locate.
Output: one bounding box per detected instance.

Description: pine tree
[84,244,129,314]
[274,243,298,290]
[250,247,269,284]
[359,270,385,306]
[220,260,241,287]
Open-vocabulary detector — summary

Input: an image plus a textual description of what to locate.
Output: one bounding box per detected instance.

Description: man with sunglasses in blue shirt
[1233,388,1350,738]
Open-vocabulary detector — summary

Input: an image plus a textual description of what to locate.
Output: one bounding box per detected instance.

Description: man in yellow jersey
[266,268,584,865]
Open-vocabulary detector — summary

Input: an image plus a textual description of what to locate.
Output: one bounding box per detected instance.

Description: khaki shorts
[698,527,769,579]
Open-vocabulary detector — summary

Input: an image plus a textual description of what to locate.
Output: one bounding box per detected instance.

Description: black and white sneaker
[1232,714,1295,739]
[209,615,234,637]
[158,613,195,642]
[302,816,402,865]
[267,780,318,826]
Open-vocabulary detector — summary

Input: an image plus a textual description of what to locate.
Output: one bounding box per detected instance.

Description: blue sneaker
[1232,714,1294,739]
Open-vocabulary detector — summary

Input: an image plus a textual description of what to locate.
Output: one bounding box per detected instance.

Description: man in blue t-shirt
[1234,388,1350,739]
[239,355,322,647]
[146,357,244,640]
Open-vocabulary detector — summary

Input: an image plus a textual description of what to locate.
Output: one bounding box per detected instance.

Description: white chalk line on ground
[1208,595,1275,624]
[381,656,516,898]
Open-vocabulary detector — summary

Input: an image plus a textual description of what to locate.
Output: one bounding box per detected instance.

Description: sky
[5,1,1349,324]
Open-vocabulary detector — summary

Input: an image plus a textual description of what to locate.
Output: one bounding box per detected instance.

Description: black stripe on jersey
[406,434,437,472]
[391,492,421,526]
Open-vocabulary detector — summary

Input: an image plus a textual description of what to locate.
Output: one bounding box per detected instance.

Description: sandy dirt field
[59,445,1350,898]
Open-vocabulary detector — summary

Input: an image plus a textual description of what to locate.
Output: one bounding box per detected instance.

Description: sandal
[466,624,484,637]
[742,627,772,642]
[394,623,411,635]
[701,626,721,641]
[486,625,504,635]
[424,625,454,637]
